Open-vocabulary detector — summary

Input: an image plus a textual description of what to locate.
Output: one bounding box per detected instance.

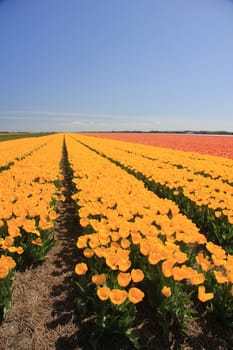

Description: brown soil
[0,143,82,350]
[0,199,81,350]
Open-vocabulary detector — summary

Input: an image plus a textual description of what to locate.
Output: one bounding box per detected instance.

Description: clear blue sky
[0,0,233,132]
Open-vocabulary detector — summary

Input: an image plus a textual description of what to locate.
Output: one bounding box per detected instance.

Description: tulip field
[0,134,62,318]
[0,132,233,349]
[84,132,233,159]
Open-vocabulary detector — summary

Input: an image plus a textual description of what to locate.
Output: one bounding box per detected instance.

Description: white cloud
[0,109,163,122]
[0,109,232,132]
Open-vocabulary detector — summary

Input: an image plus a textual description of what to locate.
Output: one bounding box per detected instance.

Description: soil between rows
[0,199,81,350]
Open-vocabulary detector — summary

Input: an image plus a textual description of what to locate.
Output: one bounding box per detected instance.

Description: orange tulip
[213,270,228,284]
[117,272,131,287]
[83,248,95,258]
[198,286,214,302]
[109,289,128,305]
[31,237,42,247]
[131,269,144,283]
[92,273,106,285]
[75,262,88,275]
[97,286,111,301]
[0,264,8,279]
[128,287,145,304]
[161,286,172,297]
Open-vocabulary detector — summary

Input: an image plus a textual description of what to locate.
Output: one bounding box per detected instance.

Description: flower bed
[65,134,233,348]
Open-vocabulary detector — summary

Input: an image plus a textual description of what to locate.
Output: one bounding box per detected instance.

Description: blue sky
[0,0,233,132]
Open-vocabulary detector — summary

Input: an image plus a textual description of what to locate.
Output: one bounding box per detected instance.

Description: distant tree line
[90,130,233,135]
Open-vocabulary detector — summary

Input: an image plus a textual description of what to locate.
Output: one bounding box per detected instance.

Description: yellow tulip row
[65,135,233,306]
[0,136,49,169]
[0,134,64,280]
[78,134,233,184]
[114,140,233,185]
[73,134,233,224]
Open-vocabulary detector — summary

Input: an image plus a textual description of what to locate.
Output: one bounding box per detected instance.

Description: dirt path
[0,141,82,350]
[0,199,82,350]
